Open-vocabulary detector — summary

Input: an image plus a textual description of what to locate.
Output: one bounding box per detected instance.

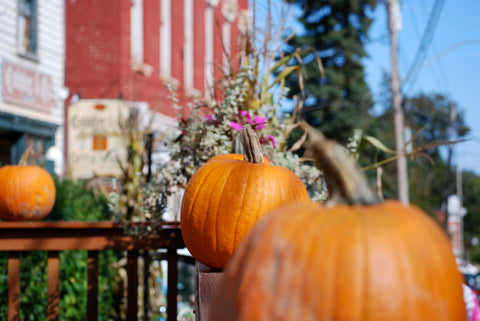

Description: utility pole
[446,105,467,259]
[387,0,409,204]
[445,105,456,199]
[456,159,465,259]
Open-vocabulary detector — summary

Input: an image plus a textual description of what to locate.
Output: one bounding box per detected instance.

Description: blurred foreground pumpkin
[180,125,309,269]
[0,149,56,221]
[209,122,465,321]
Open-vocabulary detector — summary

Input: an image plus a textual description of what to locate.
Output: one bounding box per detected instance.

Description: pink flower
[204,114,215,125]
[266,135,277,148]
[239,110,251,120]
[229,121,243,131]
[252,115,266,129]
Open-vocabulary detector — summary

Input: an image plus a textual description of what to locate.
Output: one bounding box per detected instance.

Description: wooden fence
[0,221,186,321]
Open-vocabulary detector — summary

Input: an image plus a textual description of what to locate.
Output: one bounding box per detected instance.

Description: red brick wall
[65,0,127,99]
[193,1,207,93]
[130,0,170,114]
[65,0,248,117]
[231,0,249,69]
[213,4,225,91]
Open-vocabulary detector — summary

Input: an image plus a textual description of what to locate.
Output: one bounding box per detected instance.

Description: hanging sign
[68,99,129,179]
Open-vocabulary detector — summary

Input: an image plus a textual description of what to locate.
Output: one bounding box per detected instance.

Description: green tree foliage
[370,93,469,214]
[282,0,378,144]
[404,94,469,155]
[403,95,469,212]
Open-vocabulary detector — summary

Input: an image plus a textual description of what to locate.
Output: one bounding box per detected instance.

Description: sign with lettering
[1,60,54,110]
[68,99,129,179]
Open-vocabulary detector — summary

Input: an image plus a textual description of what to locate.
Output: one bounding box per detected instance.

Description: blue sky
[363,0,480,175]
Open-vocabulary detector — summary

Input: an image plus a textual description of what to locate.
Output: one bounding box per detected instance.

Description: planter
[195,262,223,321]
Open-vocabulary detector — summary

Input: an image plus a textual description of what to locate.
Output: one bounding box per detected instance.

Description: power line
[397,43,410,75]
[408,39,480,83]
[401,0,446,93]
[402,2,445,92]
[418,0,452,94]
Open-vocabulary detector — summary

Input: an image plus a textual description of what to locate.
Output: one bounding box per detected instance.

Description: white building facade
[0,0,66,174]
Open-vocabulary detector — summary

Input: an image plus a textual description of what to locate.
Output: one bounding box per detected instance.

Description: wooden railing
[0,221,186,321]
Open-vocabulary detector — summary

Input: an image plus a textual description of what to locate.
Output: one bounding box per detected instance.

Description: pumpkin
[180,125,309,269]
[213,153,271,164]
[0,165,56,221]
[209,122,465,321]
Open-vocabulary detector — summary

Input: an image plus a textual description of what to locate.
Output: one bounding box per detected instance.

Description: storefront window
[0,113,57,170]
[17,0,38,57]
[0,133,16,166]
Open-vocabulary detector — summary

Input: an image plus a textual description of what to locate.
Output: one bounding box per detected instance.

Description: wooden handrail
[0,221,186,321]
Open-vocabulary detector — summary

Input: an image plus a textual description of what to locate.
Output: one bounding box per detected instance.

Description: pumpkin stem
[241,125,264,164]
[298,121,381,206]
[18,145,36,166]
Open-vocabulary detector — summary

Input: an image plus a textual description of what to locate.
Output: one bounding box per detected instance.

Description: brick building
[65,0,249,177]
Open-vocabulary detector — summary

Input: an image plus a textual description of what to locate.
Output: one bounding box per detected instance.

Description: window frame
[16,0,38,60]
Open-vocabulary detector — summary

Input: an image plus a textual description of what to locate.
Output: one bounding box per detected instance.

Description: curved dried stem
[298,121,381,206]
[241,125,264,164]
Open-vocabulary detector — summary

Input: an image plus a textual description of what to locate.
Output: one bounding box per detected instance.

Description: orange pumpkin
[215,153,271,164]
[0,165,56,221]
[209,123,465,321]
[180,125,309,269]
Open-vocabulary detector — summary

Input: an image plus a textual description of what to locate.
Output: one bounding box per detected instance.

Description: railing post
[143,250,151,321]
[47,251,60,321]
[127,250,139,321]
[167,249,178,321]
[8,251,20,321]
[87,251,99,321]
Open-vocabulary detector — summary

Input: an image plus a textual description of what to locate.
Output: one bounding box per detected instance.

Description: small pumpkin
[209,122,465,321]
[180,125,309,269]
[0,165,56,221]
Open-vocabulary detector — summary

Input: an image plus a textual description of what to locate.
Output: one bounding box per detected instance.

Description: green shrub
[48,177,112,221]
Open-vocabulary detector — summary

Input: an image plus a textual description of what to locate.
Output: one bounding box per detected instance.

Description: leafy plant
[48,177,111,221]
[151,14,327,224]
